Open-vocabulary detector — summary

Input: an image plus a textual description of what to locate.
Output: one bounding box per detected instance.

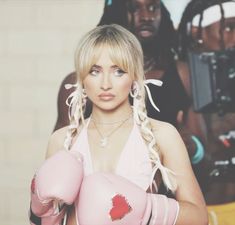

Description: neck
[91,105,133,124]
[142,39,157,58]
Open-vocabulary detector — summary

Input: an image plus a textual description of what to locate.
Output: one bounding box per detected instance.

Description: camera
[188,47,235,114]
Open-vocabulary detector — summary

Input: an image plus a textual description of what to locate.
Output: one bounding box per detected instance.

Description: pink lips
[98,93,115,101]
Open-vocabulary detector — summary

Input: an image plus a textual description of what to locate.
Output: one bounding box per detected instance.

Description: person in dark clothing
[178,0,235,223]
[145,63,189,126]
[54,0,206,163]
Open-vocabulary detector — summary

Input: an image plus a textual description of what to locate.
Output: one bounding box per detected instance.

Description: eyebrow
[91,65,101,69]
[91,64,120,69]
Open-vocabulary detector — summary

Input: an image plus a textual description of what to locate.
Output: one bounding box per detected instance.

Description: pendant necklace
[91,114,132,148]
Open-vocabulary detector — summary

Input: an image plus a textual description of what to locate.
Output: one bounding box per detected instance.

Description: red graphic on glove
[109,194,132,221]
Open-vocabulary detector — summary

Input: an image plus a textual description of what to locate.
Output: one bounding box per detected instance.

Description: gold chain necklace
[91,112,132,125]
[92,115,132,148]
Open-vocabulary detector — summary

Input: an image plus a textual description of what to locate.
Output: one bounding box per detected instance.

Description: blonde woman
[29,24,207,225]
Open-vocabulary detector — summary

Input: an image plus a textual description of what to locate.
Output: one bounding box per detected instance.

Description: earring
[130,81,140,98]
[197,39,203,44]
[131,81,141,125]
[82,88,87,98]
[82,88,87,105]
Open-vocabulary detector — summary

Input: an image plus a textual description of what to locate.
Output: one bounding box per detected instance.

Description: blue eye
[113,68,126,77]
[89,69,100,76]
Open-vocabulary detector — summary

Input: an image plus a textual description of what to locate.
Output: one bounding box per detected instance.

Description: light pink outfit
[70,118,153,191]
[70,119,179,225]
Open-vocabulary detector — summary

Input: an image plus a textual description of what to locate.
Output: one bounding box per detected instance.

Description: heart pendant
[100,137,108,147]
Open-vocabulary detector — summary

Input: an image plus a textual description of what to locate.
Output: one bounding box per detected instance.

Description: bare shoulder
[148,118,185,156]
[148,117,178,137]
[46,119,88,159]
[46,126,69,159]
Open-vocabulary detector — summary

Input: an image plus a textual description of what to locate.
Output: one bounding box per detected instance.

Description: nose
[140,7,154,22]
[100,73,112,91]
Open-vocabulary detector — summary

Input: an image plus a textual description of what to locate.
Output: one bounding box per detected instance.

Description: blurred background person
[178,0,235,224]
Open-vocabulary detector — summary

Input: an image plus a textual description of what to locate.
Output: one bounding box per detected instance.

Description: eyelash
[113,69,126,77]
[89,69,100,76]
[89,68,126,77]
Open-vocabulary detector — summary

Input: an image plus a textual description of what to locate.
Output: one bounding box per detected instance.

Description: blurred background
[0,0,190,224]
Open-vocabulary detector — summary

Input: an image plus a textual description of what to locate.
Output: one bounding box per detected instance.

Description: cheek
[191,26,198,39]
[117,80,132,94]
[127,12,138,29]
[83,79,98,96]
[122,81,132,96]
[203,29,221,50]
[124,82,132,92]
[152,13,161,33]
[154,11,161,23]
[223,32,235,48]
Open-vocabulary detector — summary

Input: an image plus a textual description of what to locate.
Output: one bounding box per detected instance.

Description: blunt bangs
[75,24,144,83]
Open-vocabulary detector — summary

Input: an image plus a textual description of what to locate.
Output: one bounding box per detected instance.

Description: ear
[176,110,184,126]
[191,26,199,40]
[131,80,138,88]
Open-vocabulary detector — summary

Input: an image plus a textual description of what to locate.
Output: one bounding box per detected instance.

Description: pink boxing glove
[147,194,179,225]
[76,173,179,225]
[29,150,84,225]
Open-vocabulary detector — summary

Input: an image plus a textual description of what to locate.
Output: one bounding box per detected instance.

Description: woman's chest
[88,129,131,173]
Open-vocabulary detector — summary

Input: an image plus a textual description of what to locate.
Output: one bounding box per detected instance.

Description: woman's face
[83,48,133,112]
[191,17,235,52]
[126,0,161,43]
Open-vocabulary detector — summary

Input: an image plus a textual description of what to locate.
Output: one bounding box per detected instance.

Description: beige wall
[0,1,103,224]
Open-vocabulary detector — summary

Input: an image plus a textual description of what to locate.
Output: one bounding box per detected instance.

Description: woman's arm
[46,126,69,158]
[153,120,208,225]
[29,125,83,225]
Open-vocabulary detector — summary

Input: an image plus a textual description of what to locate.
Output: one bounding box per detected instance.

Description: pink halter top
[70,118,152,191]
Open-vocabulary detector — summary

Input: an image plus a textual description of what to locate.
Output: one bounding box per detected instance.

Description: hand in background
[176,110,197,158]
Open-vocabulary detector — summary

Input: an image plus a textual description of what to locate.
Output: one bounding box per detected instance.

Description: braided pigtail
[132,81,177,193]
[63,82,87,151]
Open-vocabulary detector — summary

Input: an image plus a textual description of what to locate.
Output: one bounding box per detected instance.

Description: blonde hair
[64,24,177,192]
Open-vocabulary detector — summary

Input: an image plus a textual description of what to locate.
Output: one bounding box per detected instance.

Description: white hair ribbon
[144,79,163,112]
[65,79,163,120]
[64,83,78,90]
[192,1,235,28]
[65,83,80,121]
[64,83,84,150]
